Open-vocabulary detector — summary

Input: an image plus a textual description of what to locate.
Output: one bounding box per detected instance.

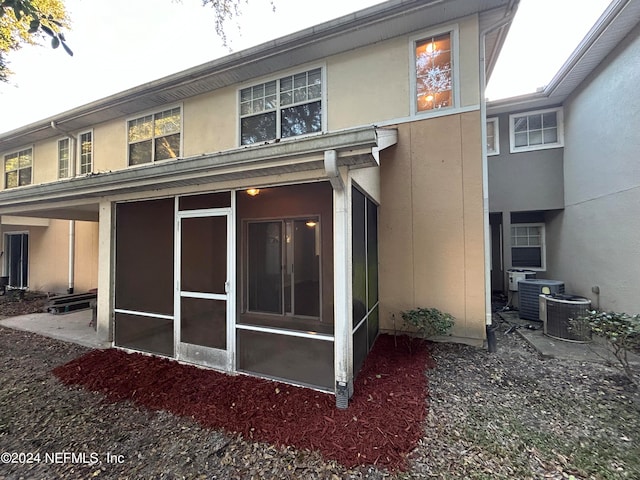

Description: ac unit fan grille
[545,296,592,342]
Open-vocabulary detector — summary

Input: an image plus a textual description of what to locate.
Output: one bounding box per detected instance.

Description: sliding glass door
[247,217,320,319]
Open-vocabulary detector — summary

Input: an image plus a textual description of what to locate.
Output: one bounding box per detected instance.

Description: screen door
[177,209,233,369]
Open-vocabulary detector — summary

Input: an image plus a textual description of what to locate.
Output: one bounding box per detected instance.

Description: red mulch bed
[52,334,434,471]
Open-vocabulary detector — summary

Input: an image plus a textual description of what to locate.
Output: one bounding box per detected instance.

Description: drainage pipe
[50,121,77,294]
[479,1,520,345]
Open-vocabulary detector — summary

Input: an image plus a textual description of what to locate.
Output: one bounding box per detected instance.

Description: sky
[0,0,612,134]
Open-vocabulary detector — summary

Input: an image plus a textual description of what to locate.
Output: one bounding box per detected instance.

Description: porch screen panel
[367,201,379,310]
[115,198,174,314]
[237,329,334,390]
[114,312,173,356]
[179,192,231,210]
[351,187,380,378]
[181,297,226,349]
[352,188,367,327]
[353,321,368,377]
[115,198,174,355]
[181,216,227,294]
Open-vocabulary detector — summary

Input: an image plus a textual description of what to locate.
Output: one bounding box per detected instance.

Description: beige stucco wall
[2,220,99,294]
[1,14,481,183]
[379,111,486,344]
[183,86,237,156]
[93,121,127,173]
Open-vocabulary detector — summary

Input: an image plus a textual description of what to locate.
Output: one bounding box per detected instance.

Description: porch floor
[0,309,104,349]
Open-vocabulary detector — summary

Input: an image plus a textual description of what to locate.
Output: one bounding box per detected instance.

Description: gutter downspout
[480,3,519,351]
[324,149,351,409]
[51,121,76,294]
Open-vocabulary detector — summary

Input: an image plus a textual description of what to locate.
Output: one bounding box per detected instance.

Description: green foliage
[573,310,640,384]
[0,0,71,81]
[401,307,455,340]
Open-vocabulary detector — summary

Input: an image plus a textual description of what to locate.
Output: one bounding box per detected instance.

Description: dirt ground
[0,294,639,479]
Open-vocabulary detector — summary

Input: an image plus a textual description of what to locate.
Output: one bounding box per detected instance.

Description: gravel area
[1,294,639,479]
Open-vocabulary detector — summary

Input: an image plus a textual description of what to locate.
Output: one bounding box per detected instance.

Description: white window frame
[58,137,70,179]
[237,65,326,146]
[126,104,183,166]
[486,117,500,156]
[4,146,33,189]
[78,129,93,175]
[409,24,460,117]
[509,107,564,153]
[511,223,546,271]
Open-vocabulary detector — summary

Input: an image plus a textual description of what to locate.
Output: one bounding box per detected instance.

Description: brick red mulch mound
[52,334,434,471]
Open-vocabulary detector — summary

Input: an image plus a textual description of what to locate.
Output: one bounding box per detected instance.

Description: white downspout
[479,5,519,334]
[324,149,352,409]
[51,121,77,294]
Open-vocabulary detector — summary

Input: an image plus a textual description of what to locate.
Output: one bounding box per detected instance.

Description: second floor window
[4,148,32,189]
[240,68,323,145]
[414,32,453,112]
[486,118,499,155]
[58,138,70,178]
[79,131,93,174]
[128,107,181,165]
[509,108,563,153]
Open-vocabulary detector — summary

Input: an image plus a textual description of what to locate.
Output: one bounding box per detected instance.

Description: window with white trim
[511,223,545,270]
[79,131,93,174]
[128,107,181,165]
[58,138,70,178]
[486,117,499,155]
[4,148,32,189]
[239,68,323,145]
[413,31,454,113]
[509,107,563,153]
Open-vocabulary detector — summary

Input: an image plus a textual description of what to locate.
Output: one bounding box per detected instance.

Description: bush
[401,307,455,340]
[572,310,640,384]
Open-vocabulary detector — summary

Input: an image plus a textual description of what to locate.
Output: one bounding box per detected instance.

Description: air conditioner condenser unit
[540,294,592,342]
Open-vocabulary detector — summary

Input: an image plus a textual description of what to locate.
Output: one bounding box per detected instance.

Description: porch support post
[326,150,353,409]
[96,200,115,345]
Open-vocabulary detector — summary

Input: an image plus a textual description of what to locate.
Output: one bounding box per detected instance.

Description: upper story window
[4,148,32,189]
[239,68,323,145]
[79,131,93,174]
[128,107,181,166]
[58,138,70,178]
[413,31,454,113]
[511,223,546,270]
[486,118,499,155]
[509,107,563,153]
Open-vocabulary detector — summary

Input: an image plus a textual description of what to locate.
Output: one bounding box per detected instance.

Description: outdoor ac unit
[507,269,537,291]
[518,279,564,321]
[540,294,592,342]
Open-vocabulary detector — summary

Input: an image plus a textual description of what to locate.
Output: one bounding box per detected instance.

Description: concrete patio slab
[496,310,640,367]
[0,309,107,349]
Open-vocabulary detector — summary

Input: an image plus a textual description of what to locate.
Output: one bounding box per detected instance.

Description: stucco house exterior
[488,0,640,314]
[0,0,519,406]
